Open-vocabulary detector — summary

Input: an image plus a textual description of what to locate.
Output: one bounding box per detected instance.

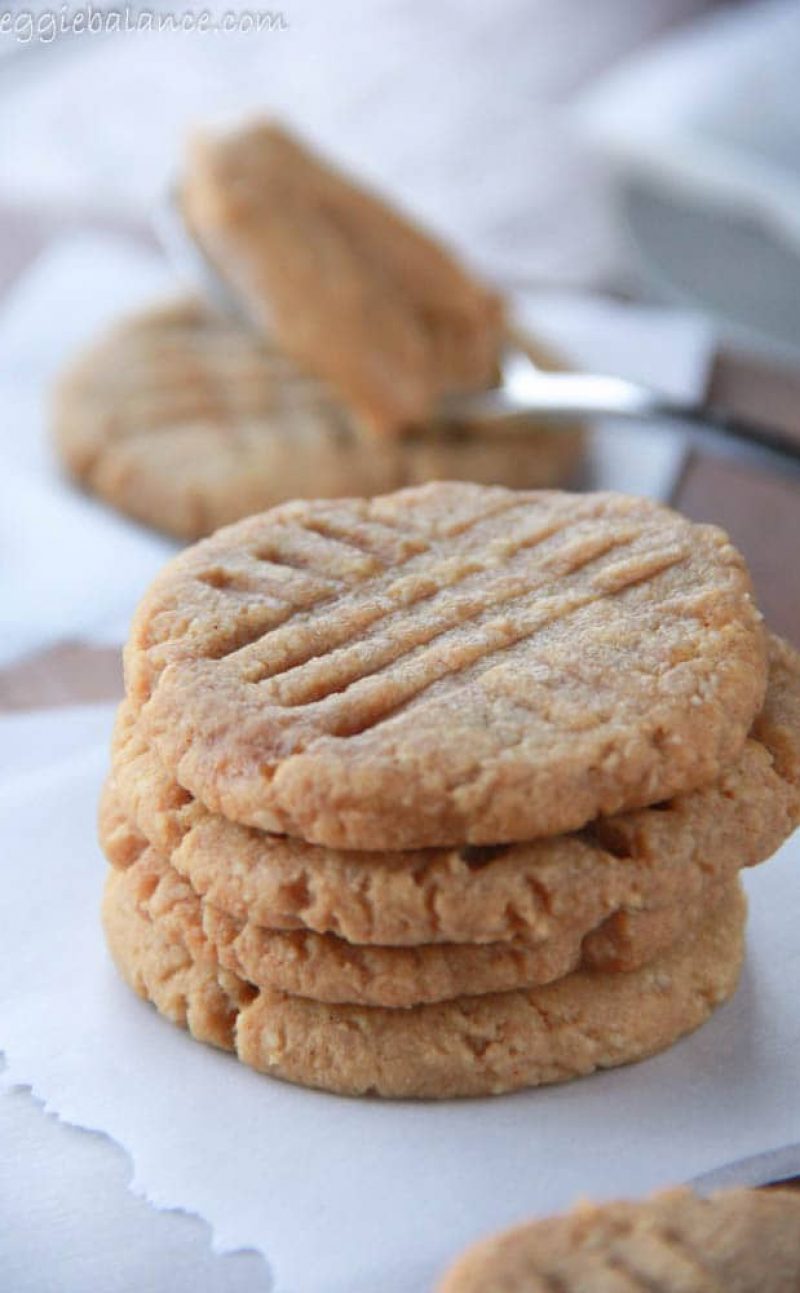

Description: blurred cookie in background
[52,298,583,541]
[438,1186,800,1292]
[54,118,584,539]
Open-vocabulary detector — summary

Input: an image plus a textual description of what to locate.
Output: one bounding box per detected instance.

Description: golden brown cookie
[103,871,746,1098]
[183,120,504,435]
[103,822,735,1006]
[54,300,582,542]
[106,637,799,948]
[53,298,389,542]
[125,484,766,849]
[438,1186,800,1292]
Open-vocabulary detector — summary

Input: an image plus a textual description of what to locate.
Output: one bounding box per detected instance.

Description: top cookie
[127,483,766,849]
[182,121,504,435]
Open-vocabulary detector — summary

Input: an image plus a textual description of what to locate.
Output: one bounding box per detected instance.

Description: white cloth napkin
[1,701,799,1293]
[0,232,712,666]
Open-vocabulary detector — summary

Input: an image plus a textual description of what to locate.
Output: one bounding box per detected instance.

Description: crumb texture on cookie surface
[102,872,745,1099]
[126,483,767,849]
[438,1186,800,1292]
[106,635,800,947]
[101,854,254,1051]
[101,822,739,1006]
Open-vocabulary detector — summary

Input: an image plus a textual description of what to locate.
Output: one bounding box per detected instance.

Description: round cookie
[438,1187,800,1293]
[53,299,583,542]
[103,872,746,1098]
[126,483,767,848]
[105,825,733,1006]
[105,637,799,948]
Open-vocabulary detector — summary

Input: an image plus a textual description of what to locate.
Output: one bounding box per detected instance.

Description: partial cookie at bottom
[103,870,745,1099]
[438,1186,800,1293]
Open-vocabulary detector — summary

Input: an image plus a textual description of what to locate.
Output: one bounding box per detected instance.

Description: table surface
[2,205,799,1290]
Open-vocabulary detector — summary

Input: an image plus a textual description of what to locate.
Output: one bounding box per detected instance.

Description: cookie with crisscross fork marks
[127,483,766,849]
[438,1186,800,1293]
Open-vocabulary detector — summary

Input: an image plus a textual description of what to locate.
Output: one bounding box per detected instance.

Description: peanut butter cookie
[55,301,581,541]
[438,1186,800,1292]
[125,484,767,848]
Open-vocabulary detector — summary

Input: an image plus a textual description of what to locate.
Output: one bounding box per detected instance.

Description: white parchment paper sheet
[1,703,798,1293]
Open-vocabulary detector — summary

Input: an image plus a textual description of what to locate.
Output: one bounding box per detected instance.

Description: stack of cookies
[99,482,800,1098]
[53,122,583,541]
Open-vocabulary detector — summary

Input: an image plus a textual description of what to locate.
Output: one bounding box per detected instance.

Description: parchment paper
[1,703,798,1292]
